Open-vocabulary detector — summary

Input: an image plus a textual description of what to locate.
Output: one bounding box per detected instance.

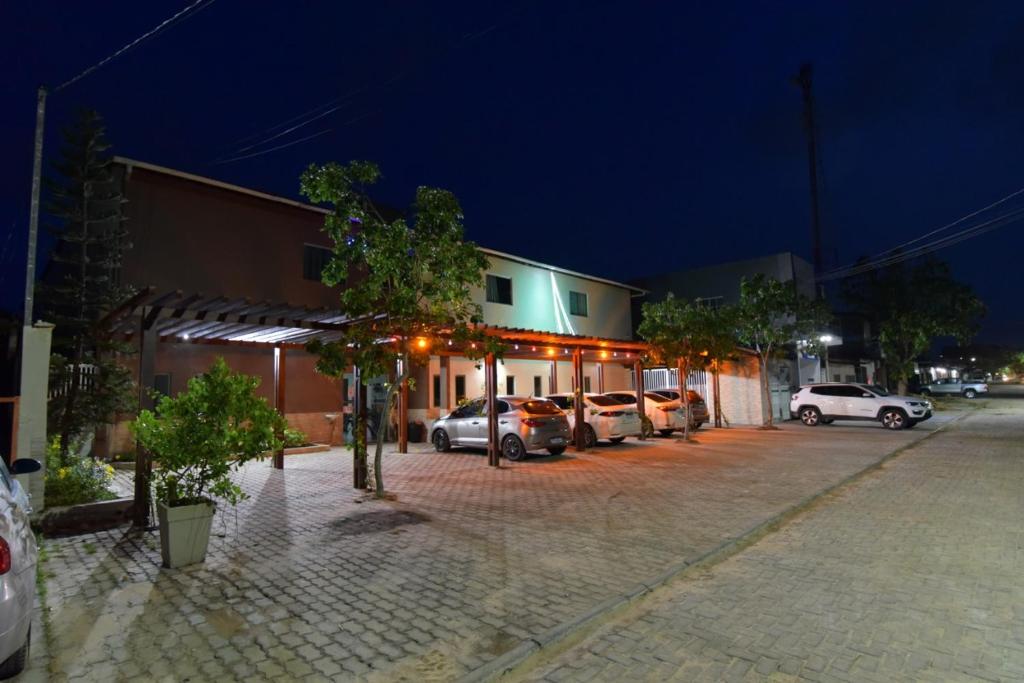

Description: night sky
[3,1,1024,344]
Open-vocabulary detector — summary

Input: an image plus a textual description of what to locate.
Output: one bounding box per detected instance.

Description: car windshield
[863,384,889,396]
[586,395,620,407]
[521,400,562,415]
[654,390,680,400]
[643,392,669,403]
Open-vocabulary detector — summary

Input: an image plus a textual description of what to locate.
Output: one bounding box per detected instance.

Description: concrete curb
[458,412,969,683]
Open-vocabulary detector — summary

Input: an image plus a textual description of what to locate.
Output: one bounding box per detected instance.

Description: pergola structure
[105,289,651,525]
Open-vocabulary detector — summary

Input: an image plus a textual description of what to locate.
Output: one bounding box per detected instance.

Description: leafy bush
[283,427,309,448]
[44,437,117,508]
[131,358,282,508]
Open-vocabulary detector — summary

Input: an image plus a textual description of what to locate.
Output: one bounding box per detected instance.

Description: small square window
[303,245,332,281]
[569,291,588,317]
[486,275,513,305]
[533,376,543,396]
[455,375,467,402]
[505,375,515,395]
[432,374,441,408]
[583,376,592,393]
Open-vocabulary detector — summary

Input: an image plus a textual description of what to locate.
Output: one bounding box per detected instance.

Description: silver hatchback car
[0,457,40,679]
[430,396,571,460]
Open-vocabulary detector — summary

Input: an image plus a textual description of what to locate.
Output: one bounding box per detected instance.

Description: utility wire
[54,0,215,92]
[210,128,335,165]
[817,204,1024,282]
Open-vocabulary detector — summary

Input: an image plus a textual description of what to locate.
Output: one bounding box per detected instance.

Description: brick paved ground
[523,398,1024,683]
[29,413,956,682]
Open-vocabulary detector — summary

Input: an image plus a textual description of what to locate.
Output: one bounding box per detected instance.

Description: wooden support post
[634,360,646,439]
[272,346,286,469]
[485,353,499,466]
[573,347,586,452]
[353,365,368,488]
[549,359,558,393]
[398,359,409,454]
[133,317,157,528]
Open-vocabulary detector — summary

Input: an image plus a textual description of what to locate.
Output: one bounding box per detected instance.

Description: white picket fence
[49,363,99,400]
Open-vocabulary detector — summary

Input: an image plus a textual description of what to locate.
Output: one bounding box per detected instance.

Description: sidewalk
[27,413,957,682]
[522,402,1024,682]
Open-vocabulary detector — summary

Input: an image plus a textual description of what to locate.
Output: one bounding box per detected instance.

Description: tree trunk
[712,362,723,428]
[371,365,409,498]
[760,355,775,428]
[680,360,691,441]
[897,379,908,396]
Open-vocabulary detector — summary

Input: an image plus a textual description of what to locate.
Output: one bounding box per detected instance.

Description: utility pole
[24,86,47,325]
[792,63,823,275]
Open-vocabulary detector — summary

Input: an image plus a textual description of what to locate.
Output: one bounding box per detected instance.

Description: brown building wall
[119,163,339,308]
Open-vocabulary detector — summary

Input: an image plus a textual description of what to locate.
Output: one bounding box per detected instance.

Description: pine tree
[37,110,134,463]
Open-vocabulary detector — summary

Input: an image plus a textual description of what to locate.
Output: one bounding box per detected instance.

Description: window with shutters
[569,291,588,317]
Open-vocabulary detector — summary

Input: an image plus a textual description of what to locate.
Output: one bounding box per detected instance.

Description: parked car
[430,396,570,460]
[602,390,686,436]
[789,383,933,430]
[646,388,710,429]
[0,457,41,679]
[919,378,988,399]
[545,393,643,447]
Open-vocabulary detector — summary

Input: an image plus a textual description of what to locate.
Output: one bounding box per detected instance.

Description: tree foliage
[736,274,830,427]
[690,304,740,427]
[131,358,282,508]
[299,161,494,496]
[638,294,712,440]
[843,258,985,394]
[36,109,134,462]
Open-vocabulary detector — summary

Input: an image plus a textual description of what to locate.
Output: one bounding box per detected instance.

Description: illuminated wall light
[546,348,555,356]
[514,344,519,350]
[601,351,608,359]
[182,333,190,340]
[613,352,617,357]
[416,337,428,349]
[531,346,536,352]
[471,342,477,349]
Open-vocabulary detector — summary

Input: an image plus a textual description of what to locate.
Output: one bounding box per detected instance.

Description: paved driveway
[31,414,955,682]
[523,399,1023,682]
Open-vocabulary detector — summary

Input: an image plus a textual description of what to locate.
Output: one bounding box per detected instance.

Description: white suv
[790,383,933,430]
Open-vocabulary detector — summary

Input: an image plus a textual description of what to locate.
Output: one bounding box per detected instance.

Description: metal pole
[573,348,586,452]
[272,346,286,469]
[793,64,823,275]
[24,87,47,325]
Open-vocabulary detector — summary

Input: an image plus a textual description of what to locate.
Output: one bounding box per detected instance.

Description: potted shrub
[131,358,282,568]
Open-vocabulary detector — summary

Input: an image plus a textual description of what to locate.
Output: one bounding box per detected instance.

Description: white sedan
[603,390,686,436]
[545,393,642,447]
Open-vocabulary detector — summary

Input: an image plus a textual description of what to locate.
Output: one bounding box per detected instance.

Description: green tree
[131,358,282,507]
[638,294,709,441]
[843,259,985,395]
[736,274,830,428]
[692,304,740,428]
[300,160,493,497]
[36,110,134,463]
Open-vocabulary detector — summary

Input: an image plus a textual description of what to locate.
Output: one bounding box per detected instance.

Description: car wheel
[658,429,675,437]
[799,406,822,426]
[963,389,977,399]
[432,429,451,452]
[574,424,598,448]
[0,627,29,679]
[609,436,626,444]
[690,421,703,431]
[501,434,527,461]
[546,446,566,456]
[881,408,908,430]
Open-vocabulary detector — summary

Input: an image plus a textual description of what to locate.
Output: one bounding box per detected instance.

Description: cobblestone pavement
[30,413,956,682]
[523,399,1024,683]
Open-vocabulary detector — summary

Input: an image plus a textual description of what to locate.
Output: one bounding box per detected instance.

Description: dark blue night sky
[3,1,1024,343]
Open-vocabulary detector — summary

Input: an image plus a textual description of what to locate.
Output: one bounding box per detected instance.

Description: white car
[545,393,642,447]
[602,390,686,436]
[0,457,41,679]
[789,383,933,430]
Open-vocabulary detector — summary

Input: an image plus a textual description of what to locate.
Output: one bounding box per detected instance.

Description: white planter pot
[157,501,215,568]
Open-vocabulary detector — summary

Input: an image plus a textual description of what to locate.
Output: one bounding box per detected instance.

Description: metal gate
[633,367,709,400]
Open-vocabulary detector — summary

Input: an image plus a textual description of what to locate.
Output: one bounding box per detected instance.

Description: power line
[817,204,1024,282]
[54,0,216,93]
[210,128,335,165]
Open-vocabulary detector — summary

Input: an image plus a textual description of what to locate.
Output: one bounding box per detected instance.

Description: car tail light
[599,411,625,417]
[657,405,676,412]
[0,537,10,575]
[522,418,545,427]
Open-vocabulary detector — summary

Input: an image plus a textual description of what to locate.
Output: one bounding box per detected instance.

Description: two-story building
[99,158,651,454]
